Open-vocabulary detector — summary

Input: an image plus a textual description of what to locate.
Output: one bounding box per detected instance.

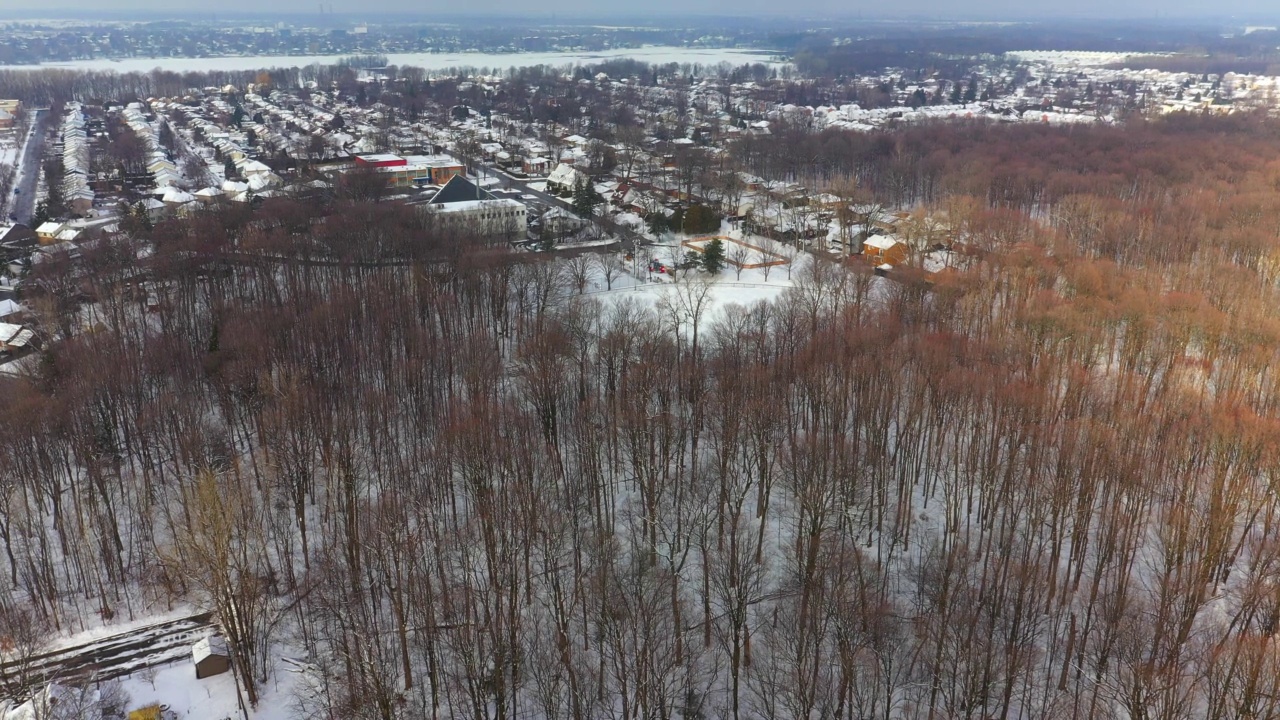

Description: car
[12,188,18,195]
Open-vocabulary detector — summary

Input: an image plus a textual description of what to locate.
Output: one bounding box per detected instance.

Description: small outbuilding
[128,705,164,720]
[192,635,231,679]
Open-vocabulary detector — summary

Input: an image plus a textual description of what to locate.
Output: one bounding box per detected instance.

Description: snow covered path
[0,612,215,698]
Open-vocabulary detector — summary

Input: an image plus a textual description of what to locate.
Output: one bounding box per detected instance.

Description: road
[0,612,216,699]
[474,161,647,253]
[10,109,47,226]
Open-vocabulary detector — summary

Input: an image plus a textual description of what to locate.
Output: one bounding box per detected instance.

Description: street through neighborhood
[10,109,47,226]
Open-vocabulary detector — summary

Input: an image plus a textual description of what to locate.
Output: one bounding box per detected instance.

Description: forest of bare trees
[3,113,1280,720]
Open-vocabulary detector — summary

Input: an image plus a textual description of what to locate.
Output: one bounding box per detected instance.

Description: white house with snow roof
[546,163,588,195]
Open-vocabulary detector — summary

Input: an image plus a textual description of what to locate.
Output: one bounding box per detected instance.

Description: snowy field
[1008,50,1177,67]
[571,240,831,323]
[0,131,19,217]
[2,659,301,720]
[6,47,786,75]
[587,260,794,317]
[114,656,301,720]
[0,136,17,169]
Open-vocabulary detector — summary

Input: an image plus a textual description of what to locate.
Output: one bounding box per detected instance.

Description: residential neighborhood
[7,45,1275,265]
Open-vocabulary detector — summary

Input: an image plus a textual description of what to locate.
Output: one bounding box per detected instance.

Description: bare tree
[727,241,751,280]
[593,252,625,291]
[162,471,280,711]
[0,605,49,703]
[564,254,593,294]
[656,273,718,359]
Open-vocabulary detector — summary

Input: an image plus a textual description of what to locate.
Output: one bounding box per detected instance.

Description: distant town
[0,39,1277,269]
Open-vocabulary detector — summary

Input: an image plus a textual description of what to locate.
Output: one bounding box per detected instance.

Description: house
[0,299,25,321]
[0,109,14,130]
[193,635,231,679]
[146,158,177,175]
[66,188,94,216]
[154,169,183,188]
[522,156,551,176]
[162,188,196,207]
[36,222,64,243]
[0,225,36,251]
[140,198,168,222]
[538,206,588,238]
[0,323,34,353]
[239,159,274,178]
[247,172,283,192]
[862,235,908,265]
[546,163,587,195]
[194,187,224,204]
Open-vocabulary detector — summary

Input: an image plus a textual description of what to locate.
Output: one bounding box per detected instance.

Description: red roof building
[354,153,408,169]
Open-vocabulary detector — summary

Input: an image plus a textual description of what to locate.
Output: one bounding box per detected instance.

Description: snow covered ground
[114,653,301,720]
[0,136,18,170]
[1,657,301,720]
[9,47,785,75]
[1007,50,1176,68]
[0,140,17,216]
[573,239,807,321]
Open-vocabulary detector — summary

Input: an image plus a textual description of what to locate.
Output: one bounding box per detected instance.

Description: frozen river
[4,46,786,74]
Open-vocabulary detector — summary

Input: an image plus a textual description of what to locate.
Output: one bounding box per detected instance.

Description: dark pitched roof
[428,174,494,205]
[0,225,37,248]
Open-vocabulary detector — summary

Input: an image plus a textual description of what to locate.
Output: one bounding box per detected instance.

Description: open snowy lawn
[573,244,807,321]
[117,653,301,720]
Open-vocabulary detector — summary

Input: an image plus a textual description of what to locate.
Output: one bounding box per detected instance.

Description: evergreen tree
[682,204,721,234]
[122,201,153,234]
[571,178,600,218]
[32,201,50,228]
[647,211,671,235]
[701,238,726,274]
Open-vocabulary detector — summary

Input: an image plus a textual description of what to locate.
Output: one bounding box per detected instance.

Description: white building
[429,198,528,238]
[419,175,527,239]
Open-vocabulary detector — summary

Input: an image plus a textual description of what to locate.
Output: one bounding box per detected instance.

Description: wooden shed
[192,635,231,679]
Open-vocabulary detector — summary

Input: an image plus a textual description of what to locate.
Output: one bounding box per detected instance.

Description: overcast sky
[1,0,1277,19]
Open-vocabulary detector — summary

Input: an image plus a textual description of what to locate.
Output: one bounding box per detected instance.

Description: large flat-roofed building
[431,198,527,238]
[351,153,465,188]
[418,175,526,239]
[353,153,407,169]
